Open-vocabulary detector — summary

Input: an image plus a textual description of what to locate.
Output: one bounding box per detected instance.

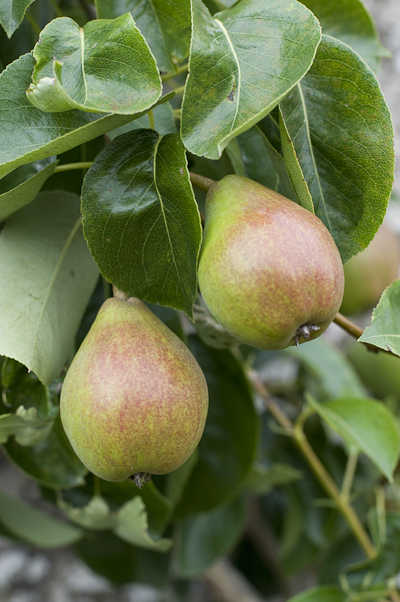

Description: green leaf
[307,395,400,481]
[0,0,36,38]
[27,14,162,114]
[235,127,279,191]
[175,495,246,577]
[82,130,202,317]
[181,0,321,159]
[279,35,395,263]
[59,495,115,530]
[0,406,53,446]
[245,462,303,495]
[0,157,57,221]
[0,486,83,548]
[174,335,258,517]
[287,585,346,602]
[279,109,314,213]
[287,337,366,400]
[107,101,177,140]
[0,53,169,179]
[359,280,400,356]
[300,0,389,73]
[75,530,170,585]
[0,190,99,385]
[4,414,87,489]
[96,0,191,74]
[115,497,172,552]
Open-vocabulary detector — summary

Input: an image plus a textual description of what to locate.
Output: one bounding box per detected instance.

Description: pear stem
[334,312,398,358]
[112,286,130,301]
[189,172,215,193]
[247,369,376,560]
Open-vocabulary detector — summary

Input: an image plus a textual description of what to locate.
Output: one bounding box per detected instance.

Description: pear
[60,297,208,485]
[340,224,400,315]
[198,175,344,350]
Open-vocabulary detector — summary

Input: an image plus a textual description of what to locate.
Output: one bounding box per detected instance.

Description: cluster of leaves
[0,0,399,600]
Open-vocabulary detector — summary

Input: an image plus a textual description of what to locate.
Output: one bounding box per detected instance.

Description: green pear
[340,224,400,315]
[198,176,344,350]
[60,297,208,485]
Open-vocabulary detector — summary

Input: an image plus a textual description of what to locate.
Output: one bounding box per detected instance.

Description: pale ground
[0,2,399,601]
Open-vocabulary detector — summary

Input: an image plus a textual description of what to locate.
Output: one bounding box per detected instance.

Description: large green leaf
[279,35,394,263]
[359,280,400,356]
[82,129,202,317]
[27,14,162,114]
[181,0,321,159]
[4,414,87,488]
[0,487,83,548]
[174,335,258,517]
[0,53,169,179]
[307,395,400,481]
[96,0,191,74]
[300,0,389,73]
[287,337,366,400]
[0,157,57,221]
[0,406,53,446]
[0,0,36,38]
[0,191,99,385]
[175,495,246,577]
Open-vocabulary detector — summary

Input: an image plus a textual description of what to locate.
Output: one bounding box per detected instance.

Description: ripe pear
[340,224,400,315]
[198,175,344,350]
[60,297,208,485]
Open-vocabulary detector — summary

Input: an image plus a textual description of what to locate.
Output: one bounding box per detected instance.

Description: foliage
[0,0,399,600]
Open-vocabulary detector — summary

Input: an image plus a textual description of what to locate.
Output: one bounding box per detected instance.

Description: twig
[334,312,398,358]
[189,172,215,193]
[247,370,376,560]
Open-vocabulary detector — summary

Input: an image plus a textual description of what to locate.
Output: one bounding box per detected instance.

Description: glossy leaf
[181,0,321,158]
[174,335,258,517]
[0,191,99,384]
[4,411,87,489]
[279,35,395,263]
[0,157,57,221]
[0,406,53,446]
[307,395,400,481]
[287,586,346,602]
[0,486,83,548]
[96,0,191,74]
[27,14,162,114]
[82,129,202,317]
[0,0,36,38]
[175,495,247,577]
[288,337,366,400]
[0,53,168,179]
[359,280,400,356]
[300,0,389,73]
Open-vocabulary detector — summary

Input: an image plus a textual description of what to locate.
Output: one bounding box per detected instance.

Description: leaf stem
[334,312,398,358]
[248,370,376,560]
[148,110,155,130]
[189,172,216,193]
[161,63,189,82]
[341,447,359,500]
[54,162,93,173]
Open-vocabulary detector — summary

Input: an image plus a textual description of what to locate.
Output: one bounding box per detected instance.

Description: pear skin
[60,297,208,483]
[198,176,345,350]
